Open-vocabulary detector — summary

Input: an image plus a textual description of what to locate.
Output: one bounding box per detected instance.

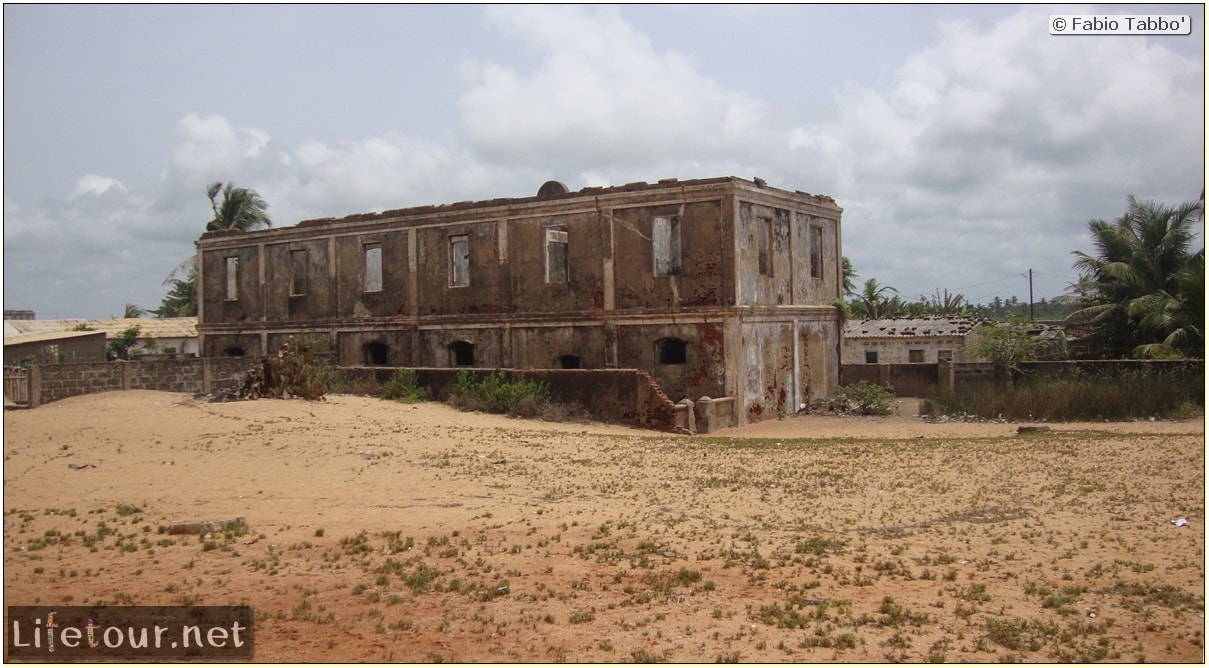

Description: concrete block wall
[27,358,257,407]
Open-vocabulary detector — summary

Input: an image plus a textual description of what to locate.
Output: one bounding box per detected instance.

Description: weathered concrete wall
[417,222,504,315]
[341,366,681,431]
[200,243,261,324]
[612,201,729,309]
[841,364,939,397]
[26,357,256,407]
[4,332,107,367]
[333,230,410,318]
[264,238,334,321]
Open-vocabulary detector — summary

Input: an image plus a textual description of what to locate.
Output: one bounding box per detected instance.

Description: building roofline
[199,176,841,243]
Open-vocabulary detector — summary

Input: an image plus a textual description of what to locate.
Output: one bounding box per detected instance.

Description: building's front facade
[196,176,843,424]
[843,316,985,365]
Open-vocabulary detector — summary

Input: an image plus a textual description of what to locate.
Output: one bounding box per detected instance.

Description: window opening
[653,216,682,276]
[449,341,475,366]
[757,217,772,276]
[809,225,824,279]
[223,346,245,357]
[290,250,307,296]
[865,350,878,364]
[557,355,581,369]
[449,234,469,287]
[909,349,925,363]
[364,243,382,292]
[363,341,389,366]
[656,338,687,365]
[545,226,568,283]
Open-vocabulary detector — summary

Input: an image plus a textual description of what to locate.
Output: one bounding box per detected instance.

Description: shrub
[380,369,425,403]
[448,370,551,417]
[830,381,896,416]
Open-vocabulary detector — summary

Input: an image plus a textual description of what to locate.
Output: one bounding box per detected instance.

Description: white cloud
[784,6,1204,299]
[70,174,126,199]
[459,5,770,172]
[168,113,272,181]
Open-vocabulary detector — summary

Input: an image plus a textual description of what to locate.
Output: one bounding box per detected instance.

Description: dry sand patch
[4,390,1204,662]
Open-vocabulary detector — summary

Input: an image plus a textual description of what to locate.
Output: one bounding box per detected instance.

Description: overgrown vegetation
[380,369,426,403]
[925,366,1202,420]
[448,370,552,418]
[828,381,896,416]
[236,336,329,401]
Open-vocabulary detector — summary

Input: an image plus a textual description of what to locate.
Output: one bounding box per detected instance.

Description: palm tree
[204,182,271,232]
[158,182,272,317]
[1069,195,1204,357]
[851,278,903,319]
[841,256,858,297]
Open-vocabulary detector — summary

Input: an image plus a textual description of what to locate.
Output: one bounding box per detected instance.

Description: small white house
[843,316,984,365]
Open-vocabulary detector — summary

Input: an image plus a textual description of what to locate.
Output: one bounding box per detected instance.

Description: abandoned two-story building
[195,176,843,425]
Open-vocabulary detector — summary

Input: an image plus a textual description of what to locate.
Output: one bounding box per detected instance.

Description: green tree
[841,256,858,297]
[850,278,904,319]
[964,320,1046,370]
[158,182,272,317]
[1069,195,1204,357]
[107,324,141,360]
[153,267,198,317]
[122,303,144,318]
[204,181,272,233]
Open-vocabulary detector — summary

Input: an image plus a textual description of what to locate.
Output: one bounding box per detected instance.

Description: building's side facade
[196,177,843,424]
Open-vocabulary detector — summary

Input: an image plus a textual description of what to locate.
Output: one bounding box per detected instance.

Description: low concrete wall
[27,357,256,408]
[340,367,688,432]
[845,359,1204,399]
[840,363,939,397]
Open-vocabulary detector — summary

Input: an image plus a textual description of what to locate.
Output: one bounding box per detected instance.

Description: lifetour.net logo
[6,606,253,661]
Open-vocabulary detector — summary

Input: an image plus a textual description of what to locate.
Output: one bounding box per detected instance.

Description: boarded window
[757,217,772,276]
[909,349,925,363]
[224,256,239,300]
[656,338,687,365]
[449,234,469,287]
[865,350,878,364]
[289,250,307,296]
[545,227,568,283]
[653,216,682,276]
[364,244,382,292]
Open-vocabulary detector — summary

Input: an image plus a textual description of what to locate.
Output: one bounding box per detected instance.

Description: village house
[194,176,844,424]
[842,316,985,365]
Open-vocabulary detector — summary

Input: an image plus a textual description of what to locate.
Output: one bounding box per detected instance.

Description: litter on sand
[1172,517,1189,527]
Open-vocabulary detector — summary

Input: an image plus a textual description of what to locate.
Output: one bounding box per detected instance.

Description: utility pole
[1028,268,1034,321]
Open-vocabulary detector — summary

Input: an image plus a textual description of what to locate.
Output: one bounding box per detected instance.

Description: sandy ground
[3,390,1204,663]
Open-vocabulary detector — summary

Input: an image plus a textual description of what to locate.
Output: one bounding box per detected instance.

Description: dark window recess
[449,341,475,366]
[223,347,245,357]
[809,225,824,279]
[656,338,687,365]
[865,350,878,364]
[757,217,772,276]
[290,249,307,296]
[558,355,581,369]
[364,342,389,366]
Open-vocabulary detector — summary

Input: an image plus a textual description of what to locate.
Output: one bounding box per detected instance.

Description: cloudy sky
[4,4,1204,319]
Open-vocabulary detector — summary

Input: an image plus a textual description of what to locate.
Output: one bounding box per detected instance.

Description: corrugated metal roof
[3,329,106,346]
[3,317,197,340]
[845,316,984,339]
